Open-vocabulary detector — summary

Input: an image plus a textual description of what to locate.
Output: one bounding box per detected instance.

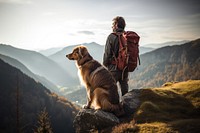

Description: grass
[106,80,200,133]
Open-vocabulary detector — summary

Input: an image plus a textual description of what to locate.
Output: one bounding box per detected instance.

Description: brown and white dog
[66,45,124,116]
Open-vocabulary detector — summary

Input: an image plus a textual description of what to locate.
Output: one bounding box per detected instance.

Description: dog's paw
[82,104,90,109]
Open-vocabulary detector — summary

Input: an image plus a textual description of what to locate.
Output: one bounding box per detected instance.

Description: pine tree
[34,108,53,133]
[16,72,20,133]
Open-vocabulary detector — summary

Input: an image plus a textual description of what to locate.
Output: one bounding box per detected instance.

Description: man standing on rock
[103,16,129,96]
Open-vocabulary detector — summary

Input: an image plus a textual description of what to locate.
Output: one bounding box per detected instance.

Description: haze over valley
[1,38,199,105]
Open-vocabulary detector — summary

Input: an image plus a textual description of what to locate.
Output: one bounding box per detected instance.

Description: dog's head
[66,45,88,61]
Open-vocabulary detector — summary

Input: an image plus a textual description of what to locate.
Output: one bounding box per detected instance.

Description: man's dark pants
[111,70,129,96]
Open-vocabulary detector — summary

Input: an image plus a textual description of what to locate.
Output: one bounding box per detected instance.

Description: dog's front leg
[83,97,91,109]
[83,86,93,109]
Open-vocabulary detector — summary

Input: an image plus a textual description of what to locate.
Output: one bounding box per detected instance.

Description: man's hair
[113,16,126,30]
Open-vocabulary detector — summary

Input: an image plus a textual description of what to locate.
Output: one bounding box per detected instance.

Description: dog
[66,45,124,116]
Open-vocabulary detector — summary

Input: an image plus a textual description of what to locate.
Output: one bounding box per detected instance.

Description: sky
[0,0,200,50]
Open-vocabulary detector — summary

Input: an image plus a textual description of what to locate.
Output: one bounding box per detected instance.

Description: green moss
[110,80,200,133]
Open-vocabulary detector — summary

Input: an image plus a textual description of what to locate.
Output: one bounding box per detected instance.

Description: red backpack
[112,31,140,72]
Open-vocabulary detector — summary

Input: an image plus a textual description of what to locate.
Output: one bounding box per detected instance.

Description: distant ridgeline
[0,44,78,88]
[66,39,200,105]
[0,59,79,133]
[129,38,200,89]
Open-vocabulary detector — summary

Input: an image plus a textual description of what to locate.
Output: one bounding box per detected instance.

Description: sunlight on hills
[110,80,200,133]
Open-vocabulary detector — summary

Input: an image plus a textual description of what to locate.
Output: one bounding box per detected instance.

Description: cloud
[42,12,57,16]
[0,0,32,4]
[77,31,95,35]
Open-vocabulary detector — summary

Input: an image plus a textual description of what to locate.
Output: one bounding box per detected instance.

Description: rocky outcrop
[73,89,141,132]
[73,109,120,133]
[122,89,141,115]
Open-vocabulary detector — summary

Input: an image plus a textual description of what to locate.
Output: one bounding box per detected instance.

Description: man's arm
[103,35,113,67]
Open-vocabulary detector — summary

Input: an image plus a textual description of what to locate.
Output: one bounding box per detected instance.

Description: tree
[34,108,53,133]
[16,72,20,133]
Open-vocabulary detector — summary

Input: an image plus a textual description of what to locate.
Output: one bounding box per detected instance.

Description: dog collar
[79,59,94,69]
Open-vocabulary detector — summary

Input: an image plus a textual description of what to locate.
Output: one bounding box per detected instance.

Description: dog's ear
[78,47,83,58]
[79,46,88,57]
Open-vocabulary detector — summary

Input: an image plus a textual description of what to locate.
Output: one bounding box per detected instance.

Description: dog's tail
[93,88,125,117]
[112,103,125,117]
[100,99,124,117]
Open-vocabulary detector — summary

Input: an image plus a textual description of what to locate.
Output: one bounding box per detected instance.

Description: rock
[73,109,119,133]
[121,89,141,115]
[73,90,141,132]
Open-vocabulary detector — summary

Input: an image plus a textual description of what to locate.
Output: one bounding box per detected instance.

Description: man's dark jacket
[103,28,124,71]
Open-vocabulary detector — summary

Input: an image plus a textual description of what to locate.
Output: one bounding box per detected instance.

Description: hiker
[103,16,140,96]
[103,16,128,96]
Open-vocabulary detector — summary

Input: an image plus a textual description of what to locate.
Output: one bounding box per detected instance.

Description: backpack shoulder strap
[112,32,125,48]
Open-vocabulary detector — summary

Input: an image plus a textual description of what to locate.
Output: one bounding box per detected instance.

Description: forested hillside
[0,59,79,133]
[0,54,58,92]
[130,38,200,89]
[0,44,76,87]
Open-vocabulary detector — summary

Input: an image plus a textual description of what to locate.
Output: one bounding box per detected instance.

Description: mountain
[0,58,80,133]
[139,46,154,55]
[0,44,76,87]
[66,39,200,105]
[143,40,189,49]
[0,54,58,93]
[49,42,154,80]
[129,38,200,89]
[39,47,63,56]
[49,42,104,79]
